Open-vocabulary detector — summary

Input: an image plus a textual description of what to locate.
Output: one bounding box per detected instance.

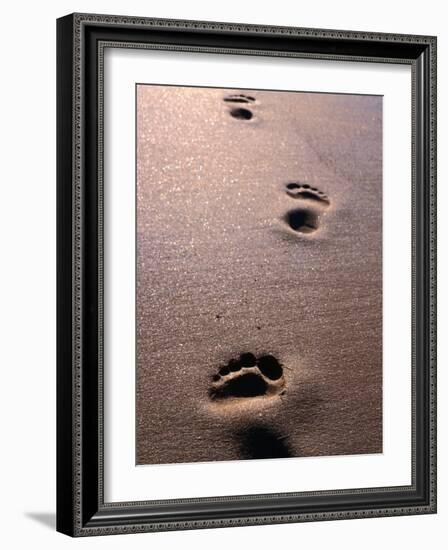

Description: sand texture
[136,85,382,465]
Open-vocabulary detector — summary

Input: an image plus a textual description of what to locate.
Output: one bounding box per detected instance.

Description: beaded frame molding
[56,13,437,537]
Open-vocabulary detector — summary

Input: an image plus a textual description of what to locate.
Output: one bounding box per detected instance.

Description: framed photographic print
[56,13,437,536]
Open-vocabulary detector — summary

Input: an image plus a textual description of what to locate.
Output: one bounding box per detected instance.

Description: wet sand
[136,85,382,465]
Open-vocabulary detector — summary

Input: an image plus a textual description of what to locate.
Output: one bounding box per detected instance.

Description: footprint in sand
[223,93,256,104]
[210,353,285,400]
[283,183,330,234]
[223,93,256,121]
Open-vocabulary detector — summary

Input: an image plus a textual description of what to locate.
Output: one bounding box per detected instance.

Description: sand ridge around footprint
[283,182,330,234]
[209,353,285,402]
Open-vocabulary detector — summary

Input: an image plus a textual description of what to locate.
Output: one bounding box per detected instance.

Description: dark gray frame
[57,13,437,537]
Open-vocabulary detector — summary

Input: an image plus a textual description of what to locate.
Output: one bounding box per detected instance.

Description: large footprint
[210,353,285,400]
[283,183,330,234]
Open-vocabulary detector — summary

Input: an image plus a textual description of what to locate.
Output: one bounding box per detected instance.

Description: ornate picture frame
[57,13,436,536]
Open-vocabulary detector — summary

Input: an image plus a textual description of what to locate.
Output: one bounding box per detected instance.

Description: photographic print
[136,84,383,465]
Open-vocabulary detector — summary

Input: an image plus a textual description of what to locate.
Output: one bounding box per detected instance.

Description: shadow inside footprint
[238,425,293,459]
[215,372,268,398]
[285,209,319,233]
[229,107,253,120]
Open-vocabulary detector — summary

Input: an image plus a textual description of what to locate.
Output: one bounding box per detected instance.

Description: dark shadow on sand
[238,424,293,459]
[237,384,325,460]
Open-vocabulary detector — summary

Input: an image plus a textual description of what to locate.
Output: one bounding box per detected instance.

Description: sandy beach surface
[136,85,382,465]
